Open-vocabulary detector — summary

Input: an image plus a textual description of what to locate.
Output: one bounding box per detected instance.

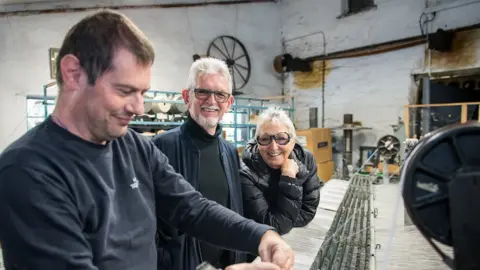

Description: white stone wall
[280,0,480,57]
[1,0,480,156]
[0,2,283,150]
[294,45,424,145]
[280,0,480,168]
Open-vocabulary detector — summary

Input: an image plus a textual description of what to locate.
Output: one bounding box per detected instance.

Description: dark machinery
[334,114,371,179]
[401,122,480,270]
[376,134,401,183]
[377,135,401,158]
[273,53,312,73]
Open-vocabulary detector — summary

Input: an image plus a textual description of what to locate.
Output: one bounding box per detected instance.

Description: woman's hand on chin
[281,151,298,178]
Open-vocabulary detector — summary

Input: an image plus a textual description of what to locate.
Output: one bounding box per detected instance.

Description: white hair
[255,106,296,138]
[186,57,232,94]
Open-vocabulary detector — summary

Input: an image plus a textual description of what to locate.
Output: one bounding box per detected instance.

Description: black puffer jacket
[240,141,323,235]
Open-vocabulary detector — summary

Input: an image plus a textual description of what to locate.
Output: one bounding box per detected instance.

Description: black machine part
[401,122,480,270]
[377,135,400,158]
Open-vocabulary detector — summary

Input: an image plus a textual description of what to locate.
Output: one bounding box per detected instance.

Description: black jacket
[152,124,250,270]
[240,141,322,235]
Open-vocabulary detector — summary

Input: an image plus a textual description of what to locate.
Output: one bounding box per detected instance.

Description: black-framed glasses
[256,132,291,146]
[193,88,231,103]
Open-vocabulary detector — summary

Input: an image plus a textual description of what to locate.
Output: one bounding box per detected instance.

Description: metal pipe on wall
[283,31,327,127]
[343,114,354,171]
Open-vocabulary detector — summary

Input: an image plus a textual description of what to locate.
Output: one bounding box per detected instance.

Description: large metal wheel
[207,35,251,93]
[402,123,480,246]
[377,135,400,157]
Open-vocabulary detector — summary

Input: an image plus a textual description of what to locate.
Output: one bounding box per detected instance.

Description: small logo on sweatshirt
[130,177,139,189]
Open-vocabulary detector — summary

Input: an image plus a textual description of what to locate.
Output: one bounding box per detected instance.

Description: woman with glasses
[240,107,322,235]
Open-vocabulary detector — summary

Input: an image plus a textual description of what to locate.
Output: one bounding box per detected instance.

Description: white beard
[196,114,219,129]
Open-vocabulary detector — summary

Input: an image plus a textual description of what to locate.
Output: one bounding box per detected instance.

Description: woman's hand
[281,152,299,178]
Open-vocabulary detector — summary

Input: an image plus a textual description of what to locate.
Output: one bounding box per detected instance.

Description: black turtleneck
[184,116,230,268]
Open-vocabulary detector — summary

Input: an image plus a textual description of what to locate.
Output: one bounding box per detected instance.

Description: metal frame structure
[404,101,480,138]
[26,85,295,147]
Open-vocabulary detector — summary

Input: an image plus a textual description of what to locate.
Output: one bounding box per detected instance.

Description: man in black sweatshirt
[0,10,293,270]
[152,58,248,269]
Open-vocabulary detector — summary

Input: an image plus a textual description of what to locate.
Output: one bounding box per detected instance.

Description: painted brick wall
[0,2,283,150]
[1,0,479,155]
[280,0,480,57]
[293,46,425,168]
[280,0,480,169]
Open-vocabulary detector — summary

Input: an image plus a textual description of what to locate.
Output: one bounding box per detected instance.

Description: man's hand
[258,230,294,270]
[281,152,299,178]
[225,262,280,270]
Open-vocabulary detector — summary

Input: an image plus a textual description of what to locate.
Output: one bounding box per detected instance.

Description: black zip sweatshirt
[0,116,271,270]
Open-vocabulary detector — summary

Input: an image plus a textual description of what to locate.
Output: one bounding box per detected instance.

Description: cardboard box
[296,128,333,164]
[317,160,335,182]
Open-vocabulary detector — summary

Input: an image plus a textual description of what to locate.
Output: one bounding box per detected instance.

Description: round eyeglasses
[256,132,292,146]
[193,88,231,103]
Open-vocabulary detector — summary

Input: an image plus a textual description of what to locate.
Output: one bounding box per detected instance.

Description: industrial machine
[357,134,401,184]
[376,134,401,182]
[402,122,480,270]
[330,113,372,180]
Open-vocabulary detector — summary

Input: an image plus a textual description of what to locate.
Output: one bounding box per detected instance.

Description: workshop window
[341,0,376,17]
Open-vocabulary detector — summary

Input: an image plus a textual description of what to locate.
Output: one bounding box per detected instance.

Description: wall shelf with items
[28,84,295,147]
[223,96,295,147]
[26,81,58,130]
[129,90,188,135]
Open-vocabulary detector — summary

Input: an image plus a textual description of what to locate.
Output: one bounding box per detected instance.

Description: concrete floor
[282,179,454,270]
[282,179,350,269]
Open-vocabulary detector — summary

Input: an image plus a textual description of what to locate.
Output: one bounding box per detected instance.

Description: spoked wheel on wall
[207,35,251,95]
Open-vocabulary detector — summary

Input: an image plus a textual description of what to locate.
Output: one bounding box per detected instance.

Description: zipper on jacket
[196,150,204,262]
[193,150,200,190]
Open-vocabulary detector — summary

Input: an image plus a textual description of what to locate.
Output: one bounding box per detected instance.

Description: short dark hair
[56,9,155,86]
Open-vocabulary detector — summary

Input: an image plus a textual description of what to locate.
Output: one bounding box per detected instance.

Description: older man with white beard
[152,57,250,270]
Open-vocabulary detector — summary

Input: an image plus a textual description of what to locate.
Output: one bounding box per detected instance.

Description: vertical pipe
[343,113,354,179]
[291,96,295,122]
[309,107,318,128]
[283,31,327,127]
[322,58,326,127]
[404,105,410,138]
[321,33,327,128]
[43,85,48,119]
[280,38,286,98]
[421,77,431,135]
[247,105,251,142]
